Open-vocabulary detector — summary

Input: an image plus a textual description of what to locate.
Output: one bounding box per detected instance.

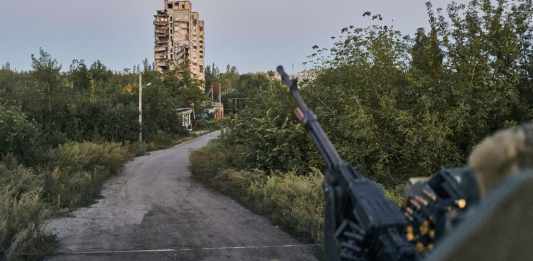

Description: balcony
[154,20,168,26]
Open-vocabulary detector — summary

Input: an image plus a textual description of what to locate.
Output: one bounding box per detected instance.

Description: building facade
[176,108,194,131]
[154,0,205,84]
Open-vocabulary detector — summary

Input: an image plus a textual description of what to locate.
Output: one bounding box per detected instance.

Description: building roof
[176,108,193,113]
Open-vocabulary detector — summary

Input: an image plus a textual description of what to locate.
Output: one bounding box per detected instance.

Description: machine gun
[276,66,481,261]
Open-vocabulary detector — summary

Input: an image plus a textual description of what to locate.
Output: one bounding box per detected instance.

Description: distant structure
[209,83,224,120]
[295,69,318,82]
[176,108,194,131]
[154,0,205,85]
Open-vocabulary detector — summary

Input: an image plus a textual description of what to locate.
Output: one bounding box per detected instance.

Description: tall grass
[45,142,132,209]
[0,142,133,261]
[0,164,56,261]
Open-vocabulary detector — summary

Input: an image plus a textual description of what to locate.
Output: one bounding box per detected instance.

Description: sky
[0,0,458,74]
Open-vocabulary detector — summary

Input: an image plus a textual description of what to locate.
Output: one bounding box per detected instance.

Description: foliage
[218,0,533,187]
[189,139,230,178]
[204,63,221,92]
[0,163,56,260]
[0,105,40,164]
[256,171,324,242]
[43,142,133,209]
[0,50,201,147]
[302,0,532,185]
[0,164,54,261]
[219,73,320,173]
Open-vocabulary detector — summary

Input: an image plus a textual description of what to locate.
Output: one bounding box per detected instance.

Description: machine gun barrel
[276,66,356,177]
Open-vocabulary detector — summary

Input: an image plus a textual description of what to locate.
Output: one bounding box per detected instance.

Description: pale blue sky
[0,0,456,73]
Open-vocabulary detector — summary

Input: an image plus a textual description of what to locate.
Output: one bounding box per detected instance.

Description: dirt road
[45,132,318,261]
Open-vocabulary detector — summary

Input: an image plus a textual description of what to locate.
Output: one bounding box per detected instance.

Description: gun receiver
[277,66,418,261]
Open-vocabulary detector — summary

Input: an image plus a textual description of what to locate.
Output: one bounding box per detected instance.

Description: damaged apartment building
[154,0,205,86]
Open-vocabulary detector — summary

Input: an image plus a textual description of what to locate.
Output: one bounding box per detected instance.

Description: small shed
[176,108,194,131]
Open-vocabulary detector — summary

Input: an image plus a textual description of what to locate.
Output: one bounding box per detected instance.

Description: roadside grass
[143,132,191,152]
[0,164,57,261]
[135,132,202,156]
[44,142,134,209]
[0,142,134,261]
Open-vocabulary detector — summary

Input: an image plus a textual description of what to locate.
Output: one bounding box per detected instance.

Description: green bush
[221,80,319,174]
[143,131,191,152]
[190,140,230,179]
[54,142,131,173]
[195,119,223,132]
[0,105,40,165]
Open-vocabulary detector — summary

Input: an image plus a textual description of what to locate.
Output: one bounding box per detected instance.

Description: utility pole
[139,73,143,145]
[138,73,152,148]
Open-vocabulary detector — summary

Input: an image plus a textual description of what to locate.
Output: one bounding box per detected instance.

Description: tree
[0,104,40,163]
[204,63,220,93]
[69,59,91,92]
[175,65,207,111]
[142,58,152,72]
[31,48,62,114]
[89,60,111,83]
[219,65,239,96]
[410,27,443,79]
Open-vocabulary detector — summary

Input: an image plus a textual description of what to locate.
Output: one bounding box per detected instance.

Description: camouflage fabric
[469,122,533,197]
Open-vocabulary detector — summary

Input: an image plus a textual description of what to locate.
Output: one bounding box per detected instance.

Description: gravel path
[45,132,318,261]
